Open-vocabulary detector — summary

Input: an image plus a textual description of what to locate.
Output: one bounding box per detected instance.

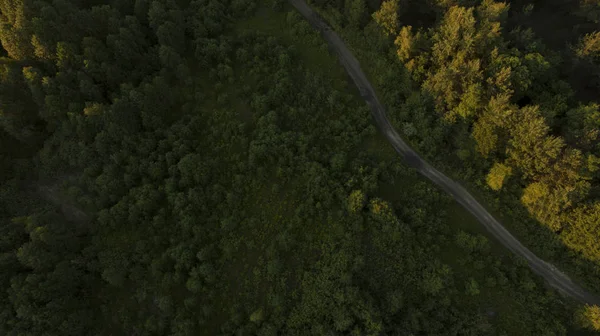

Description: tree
[472,113,497,158]
[0,0,34,59]
[577,0,600,23]
[565,103,600,152]
[421,6,486,120]
[345,0,367,28]
[472,94,513,157]
[521,180,571,232]
[56,41,79,69]
[0,62,41,142]
[465,278,480,296]
[156,21,186,54]
[0,1,586,334]
[506,105,564,179]
[488,51,526,94]
[250,308,264,323]
[373,0,400,36]
[575,31,600,63]
[486,162,511,191]
[347,190,366,214]
[474,0,509,52]
[395,26,422,62]
[412,2,511,121]
[575,305,600,331]
[431,6,477,64]
[563,203,600,264]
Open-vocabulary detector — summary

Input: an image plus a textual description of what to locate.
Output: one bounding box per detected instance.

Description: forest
[0,0,600,334]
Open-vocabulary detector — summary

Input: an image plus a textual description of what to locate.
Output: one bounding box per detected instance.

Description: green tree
[577,0,600,23]
[0,62,41,142]
[345,0,367,28]
[250,308,264,323]
[565,103,600,152]
[465,278,480,296]
[156,21,186,54]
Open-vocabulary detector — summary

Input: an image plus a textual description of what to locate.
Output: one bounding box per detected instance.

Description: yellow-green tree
[576,31,600,62]
[348,190,366,214]
[369,198,395,222]
[0,0,35,59]
[373,0,399,36]
[506,105,564,179]
[521,181,567,231]
[472,94,513,158]
[422,6,481,120]
[563,203,600,264]
[575,304,600,331]
[473,113,498,158]
[486,162,512,191]
[395,26,417,62]
[413,2,509,121]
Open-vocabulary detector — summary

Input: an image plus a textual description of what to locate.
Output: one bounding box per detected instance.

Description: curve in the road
[289,0,600,306]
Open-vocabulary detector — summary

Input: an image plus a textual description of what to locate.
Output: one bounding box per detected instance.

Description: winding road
[289,0,600,305]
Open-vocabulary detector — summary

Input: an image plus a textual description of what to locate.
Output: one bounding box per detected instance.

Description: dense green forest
[0,0,599,334]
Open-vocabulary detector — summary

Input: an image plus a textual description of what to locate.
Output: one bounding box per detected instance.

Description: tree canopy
[0,0,597,334]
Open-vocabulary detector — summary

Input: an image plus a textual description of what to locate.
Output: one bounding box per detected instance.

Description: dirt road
[289,0,600,305]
